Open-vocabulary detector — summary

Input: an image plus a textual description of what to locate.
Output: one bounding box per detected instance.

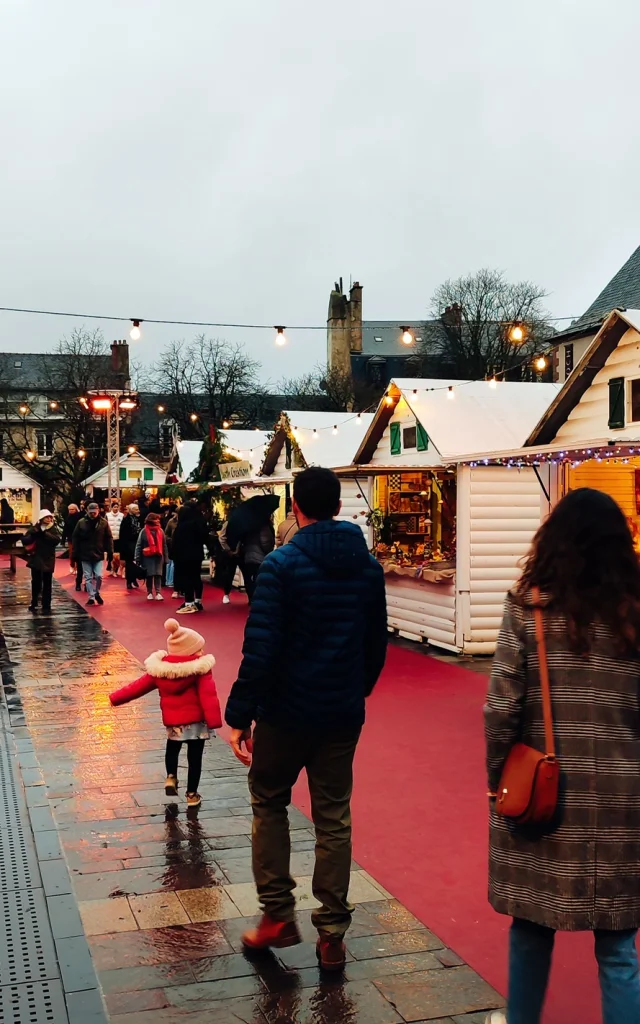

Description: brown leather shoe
[316,934,347,971]
[242,915,302,950]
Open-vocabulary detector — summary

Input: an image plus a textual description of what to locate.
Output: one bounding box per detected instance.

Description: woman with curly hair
[485,488,640,1024]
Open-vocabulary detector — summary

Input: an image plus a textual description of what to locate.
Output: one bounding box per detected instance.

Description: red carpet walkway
[54,565,600,1023]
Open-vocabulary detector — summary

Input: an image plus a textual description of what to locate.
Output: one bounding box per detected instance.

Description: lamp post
[85,391,139,502]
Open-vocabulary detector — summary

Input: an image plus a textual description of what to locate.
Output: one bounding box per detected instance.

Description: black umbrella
[226,494,281,549]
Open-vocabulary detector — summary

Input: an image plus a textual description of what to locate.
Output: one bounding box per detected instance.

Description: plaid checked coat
[485,592,640,931]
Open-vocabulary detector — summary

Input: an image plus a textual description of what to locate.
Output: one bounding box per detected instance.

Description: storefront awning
[454,437,640,467]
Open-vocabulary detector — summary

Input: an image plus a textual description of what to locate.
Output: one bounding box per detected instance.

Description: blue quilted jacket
[225,520,388,733]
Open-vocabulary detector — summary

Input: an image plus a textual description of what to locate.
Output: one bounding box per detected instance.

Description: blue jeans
[165,560,174,588]
[82,560,103,599]
[508,917,640,1024]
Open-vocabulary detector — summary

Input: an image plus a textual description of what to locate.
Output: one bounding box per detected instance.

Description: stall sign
[219,461,251,481]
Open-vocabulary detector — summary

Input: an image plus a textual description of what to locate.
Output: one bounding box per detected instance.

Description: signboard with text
[219,461,252,481]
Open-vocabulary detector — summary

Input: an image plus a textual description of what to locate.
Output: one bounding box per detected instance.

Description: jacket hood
[144,651,215,691]
[289,520,371,578]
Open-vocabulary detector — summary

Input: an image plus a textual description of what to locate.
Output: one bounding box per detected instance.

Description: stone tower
[327,279,363,375]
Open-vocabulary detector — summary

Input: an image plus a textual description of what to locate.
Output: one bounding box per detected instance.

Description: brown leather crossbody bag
[496,589,560,825]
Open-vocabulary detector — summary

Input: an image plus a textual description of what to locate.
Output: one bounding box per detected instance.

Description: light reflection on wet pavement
[0,572,502,1023]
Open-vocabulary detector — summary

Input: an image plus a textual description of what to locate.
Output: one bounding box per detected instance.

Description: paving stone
[66,986,109,1023]
[164,974,264,1007]
[128,891,191,929]
[343,950,445,981]
[373,967,503,1021]
[105,988,171,1014]
[110,997,265,1022]
[260,980,403,1022]
[347,930,446,960]
[364,899,430,933]
[79,896,139,935]
[40,857,74,896]
[177,885,242,922]
[47,893,85,939]
[100,961,197,993]
[88,921,233,969]
[55,934,102,993]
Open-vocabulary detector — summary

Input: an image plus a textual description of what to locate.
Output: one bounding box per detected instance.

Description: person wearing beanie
[109,618,221,807]
[24,509,60,613]
[135,512,168,601]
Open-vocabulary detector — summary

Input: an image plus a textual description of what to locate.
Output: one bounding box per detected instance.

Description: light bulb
[49,401,58,410]
[25,450,35,460]
[447,386,455,400]
[509,323,525,343]
[222,420,231,429]
[313,429,318,439]
[127,445,136,454]
[274,326,287,346]
[157,405,165,413]
[356,414,362,423]
[400,326,414,346]
[385,395,394,406]
[332,425,338,435]
[130,319,142,341]
[77,449,86,458]
[535,356,547,371]
[19,405,28,415]
[190,413,198,422]
[412,389,418,397]
[488,376,497,388]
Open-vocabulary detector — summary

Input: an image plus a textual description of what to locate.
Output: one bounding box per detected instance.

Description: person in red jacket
[109,617,221,807]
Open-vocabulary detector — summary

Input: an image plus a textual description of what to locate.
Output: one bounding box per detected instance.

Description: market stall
[259,410,374,534]
[0,460,41,524]
[349,378,558,653]
[82,452,166,504]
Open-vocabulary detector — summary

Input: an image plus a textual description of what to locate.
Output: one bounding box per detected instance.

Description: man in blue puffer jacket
[225,466,387,970]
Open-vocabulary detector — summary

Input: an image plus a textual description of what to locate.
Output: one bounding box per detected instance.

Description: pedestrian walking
[135,512,168,601]
[484,488,640,1024]
[61,503,84,590]
[105,500,125,577]
[24,509,60,613]
[0,497,15,524]
[72,502,113,607]
[120,503,142,590]
[172,503,207,614]
[164,507,179,593]
[239,520,275,602]
[276,506,298,547]
[109,617,221,807]
[216,520,240,604]
[225,467,388,970]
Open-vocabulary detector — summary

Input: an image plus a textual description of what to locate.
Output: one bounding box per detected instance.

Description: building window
[143,467,153,481]
[36,432,54,458]
[609,377,625,429]
[13,361,21,368]
[119,468,127,481]
[564,344,574,378]
[630,379,640,423]
[390,422,401,456]
[374,336,383,343]
[402,426,417,450]
[128,469,142,480]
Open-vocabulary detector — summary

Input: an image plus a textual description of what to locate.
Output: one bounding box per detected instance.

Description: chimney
[327,280,351,375]
[441,303,462,330]
[348,281,363,354]
[110,339,131,387]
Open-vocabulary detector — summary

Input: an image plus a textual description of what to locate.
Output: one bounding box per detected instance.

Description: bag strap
[531,586,556,758]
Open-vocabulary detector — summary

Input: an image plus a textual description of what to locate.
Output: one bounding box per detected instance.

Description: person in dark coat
[0,497,15,524]
[24,509,60,613]
[225,467,388,969]
[62,504,84,590]
[120,503,142,590]
[71,502,113,607]
[484,488,640,1024]
[171,503,208,614]
[239,521,275,603]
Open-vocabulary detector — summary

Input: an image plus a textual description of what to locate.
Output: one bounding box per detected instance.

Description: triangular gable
[526,309,640,446]
[81,451,165,487]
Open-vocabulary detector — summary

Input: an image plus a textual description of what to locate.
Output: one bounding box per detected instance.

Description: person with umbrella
[226,494,279,603]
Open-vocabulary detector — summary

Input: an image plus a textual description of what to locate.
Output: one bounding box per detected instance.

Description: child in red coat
[110,617,221,807]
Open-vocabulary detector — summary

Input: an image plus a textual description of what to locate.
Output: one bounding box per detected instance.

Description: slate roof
[563,244,640,335]
[0,352,118,390]
[361,320,446,357]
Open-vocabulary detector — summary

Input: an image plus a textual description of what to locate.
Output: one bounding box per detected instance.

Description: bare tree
[429,269,553,379]
[277,364,382,412]
[144,336,268,437]
[0,328,119,499]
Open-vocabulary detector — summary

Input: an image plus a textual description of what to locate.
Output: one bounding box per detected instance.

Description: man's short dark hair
[293,467,341,521]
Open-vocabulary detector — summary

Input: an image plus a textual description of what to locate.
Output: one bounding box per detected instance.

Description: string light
[332,425,338,435]
[535,355,547,371]
[157,405,165,413]
[190,413,199,422]
[222,420,231,429]
[19,405,28,415]
[25,450,35,460]
[127,445,136,454]
[509,323,525,343]
[312,429,318,439]
[129,319,142,341]
[488,375,497,388]
[77,449,86,458]
[49,401,58,410]
[400,326,414,346]
[385,395,394,406]
[274,326,287,346]
[447,386,455,400]
[356,413,362,423]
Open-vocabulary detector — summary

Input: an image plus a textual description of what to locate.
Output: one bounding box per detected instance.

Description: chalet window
[416,423,429,452]
[630,379,640,424]
[608,377,625,429]
[402,426,417,450]
[119,468,127,481]
[143,467,153,481]
[36,432,53,458]
[564,343,574,378]
[390,422,401,456]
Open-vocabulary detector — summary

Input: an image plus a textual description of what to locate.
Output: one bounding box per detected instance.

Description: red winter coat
[109,651,222,729]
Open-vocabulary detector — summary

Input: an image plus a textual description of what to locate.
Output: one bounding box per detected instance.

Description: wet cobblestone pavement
[0,572,503,1023]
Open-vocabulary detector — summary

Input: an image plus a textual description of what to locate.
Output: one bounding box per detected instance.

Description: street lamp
[85,391,140,501]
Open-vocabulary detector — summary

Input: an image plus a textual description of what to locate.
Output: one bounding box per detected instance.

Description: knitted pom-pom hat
[164,617,205,657]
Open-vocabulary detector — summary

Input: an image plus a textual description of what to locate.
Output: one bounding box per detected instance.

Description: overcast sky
[2,0,640,381]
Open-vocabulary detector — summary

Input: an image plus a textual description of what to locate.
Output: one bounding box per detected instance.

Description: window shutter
[143,467,153,481]
[390,421,401,456]
[119,467,127,481]
[608,377,625,429]
[416,423,429,452]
